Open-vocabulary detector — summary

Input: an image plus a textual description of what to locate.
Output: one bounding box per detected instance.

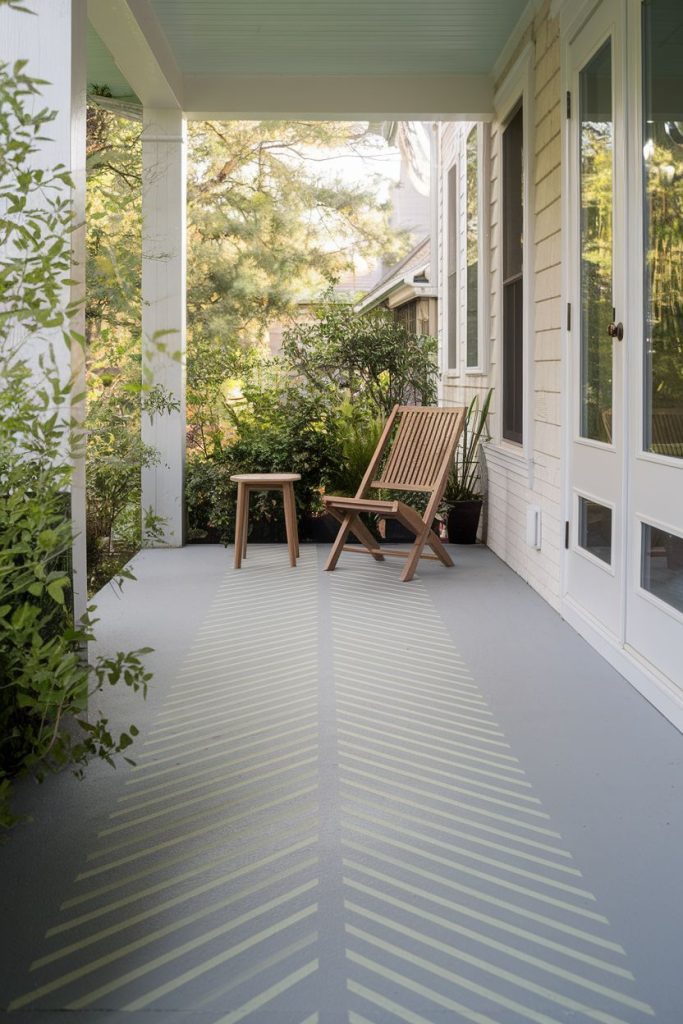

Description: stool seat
[230,473,301,485]
[231,473,301,569]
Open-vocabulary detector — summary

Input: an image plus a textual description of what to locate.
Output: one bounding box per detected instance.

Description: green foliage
[185,299,439,539]
[84,111,411,570]
[442,389,493,506]
[282,298,439,417]
[185,121,409,448]
[187,351,345,542]
[0,58,150,830]
[327,399,385,497]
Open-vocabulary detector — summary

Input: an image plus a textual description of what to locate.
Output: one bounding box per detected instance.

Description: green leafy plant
[0,55,150,829]
[442,389,493,507]
[327,399,385,497]
[282,296,439,417]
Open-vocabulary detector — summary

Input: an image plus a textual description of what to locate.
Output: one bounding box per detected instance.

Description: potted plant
[442,389,493,544]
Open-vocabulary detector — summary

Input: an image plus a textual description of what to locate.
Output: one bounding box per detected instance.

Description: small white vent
[526,505,542,550]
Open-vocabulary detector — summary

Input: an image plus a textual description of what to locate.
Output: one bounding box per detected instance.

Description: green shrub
[0,56,150,829]
[282,298,439,416]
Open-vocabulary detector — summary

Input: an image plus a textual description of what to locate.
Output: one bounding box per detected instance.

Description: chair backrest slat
[368,405,466,494]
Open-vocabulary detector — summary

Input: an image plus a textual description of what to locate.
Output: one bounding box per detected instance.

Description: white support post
[141,108,187,547]
[0,0,88,622]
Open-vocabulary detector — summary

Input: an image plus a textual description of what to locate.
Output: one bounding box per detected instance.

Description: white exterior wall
[438,0,563,610]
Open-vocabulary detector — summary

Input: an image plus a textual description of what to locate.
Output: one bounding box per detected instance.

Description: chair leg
[234,483,246,569]
[427,528,454,567]
[282,483,298,568]
[400,528,431,583]
[346,514,384,561]
[324,511,354,571]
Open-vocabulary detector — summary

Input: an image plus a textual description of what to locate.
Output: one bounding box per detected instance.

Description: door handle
[607,321,624,341]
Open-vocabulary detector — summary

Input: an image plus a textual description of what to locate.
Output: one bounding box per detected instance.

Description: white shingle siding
[438,0,563,610]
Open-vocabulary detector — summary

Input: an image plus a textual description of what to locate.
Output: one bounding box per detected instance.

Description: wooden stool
[230,473,301,569]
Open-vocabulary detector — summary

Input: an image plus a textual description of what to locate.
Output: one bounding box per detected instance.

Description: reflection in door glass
[466,126,479,368]
[580,41,613,443]
[642,523,683,615]
[578,496,612,565]
[643,0,683,459]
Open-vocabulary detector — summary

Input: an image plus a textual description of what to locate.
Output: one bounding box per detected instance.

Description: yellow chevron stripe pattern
[9,546,655,1022]
[330,561,655,1023]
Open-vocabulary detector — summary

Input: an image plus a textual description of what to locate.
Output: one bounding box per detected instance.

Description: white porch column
[0,0,88,622]
[141,109,187,546]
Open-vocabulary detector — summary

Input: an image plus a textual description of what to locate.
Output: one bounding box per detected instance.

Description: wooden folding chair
[323,404,467,583]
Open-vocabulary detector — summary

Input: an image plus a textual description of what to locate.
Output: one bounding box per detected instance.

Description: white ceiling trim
[182,74,494,122]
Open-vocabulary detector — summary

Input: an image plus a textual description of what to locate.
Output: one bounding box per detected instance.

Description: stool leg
[282,483,298,568]
[241,487,250,560]
[234,483,245,569]
[286,483,299,557]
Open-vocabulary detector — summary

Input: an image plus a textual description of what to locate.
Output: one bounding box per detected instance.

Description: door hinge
[567,302,571,331]
[565,520,570,549]
[566,90,571,119]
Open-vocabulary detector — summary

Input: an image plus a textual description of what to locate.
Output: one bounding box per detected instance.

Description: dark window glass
[578,497,612,564]
[394,301,417,335]
[642,0,683,459]
[642,523,683,614]
[502,104,524,443]
[466,126,479,367]
[447,164,458,368]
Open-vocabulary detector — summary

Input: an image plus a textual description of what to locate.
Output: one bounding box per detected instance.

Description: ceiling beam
[183,74,494,122]
[87,0,182,108]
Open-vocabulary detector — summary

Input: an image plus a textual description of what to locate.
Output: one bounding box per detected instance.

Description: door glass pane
[578,496,612,564]
[579,40,613,442]
[642,523,683,614]
[642,0,683,459]
[466,126,479,367]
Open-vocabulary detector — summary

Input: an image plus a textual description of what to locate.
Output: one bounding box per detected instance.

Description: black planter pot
[447,500,482,544]
[303,512,339,543]
[383,517,441,543]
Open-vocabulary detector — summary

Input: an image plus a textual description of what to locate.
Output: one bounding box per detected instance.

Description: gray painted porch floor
[1,544,682,1023]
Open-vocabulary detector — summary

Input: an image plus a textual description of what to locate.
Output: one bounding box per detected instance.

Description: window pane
[578,497,612,564]
[503,106,523,281]
[503,277,523,443]
[466,126,479,367]
[642,0,683,459]
[579,40,613,442]
[642,523,683,614]
[502,105,524,443]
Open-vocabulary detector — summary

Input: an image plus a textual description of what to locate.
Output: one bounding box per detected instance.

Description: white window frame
[444,158,460,375]
[465,123,490,376]
[486,42,535,469]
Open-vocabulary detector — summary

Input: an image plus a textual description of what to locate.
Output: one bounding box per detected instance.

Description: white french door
[565,0,627,641]
[565,0,683,700]
[625,0,683,687]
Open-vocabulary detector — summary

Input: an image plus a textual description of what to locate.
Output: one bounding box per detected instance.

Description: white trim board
[562,595,683,735]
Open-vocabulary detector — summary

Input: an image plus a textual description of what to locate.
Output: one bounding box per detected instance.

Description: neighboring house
[356,236,437,338]
[3,0,682,730]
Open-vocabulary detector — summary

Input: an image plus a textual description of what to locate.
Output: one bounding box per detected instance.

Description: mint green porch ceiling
[87,0,518,117]
[148,0,528,77]
[87,22,138,102]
